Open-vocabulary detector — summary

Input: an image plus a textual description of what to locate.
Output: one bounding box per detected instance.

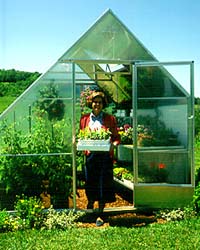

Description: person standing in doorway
[79,91,120,226]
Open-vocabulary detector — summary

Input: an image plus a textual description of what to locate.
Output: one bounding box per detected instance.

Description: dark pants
[85,152,116,204]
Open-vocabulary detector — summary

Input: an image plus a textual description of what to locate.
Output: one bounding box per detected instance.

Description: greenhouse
[0,9,195,210]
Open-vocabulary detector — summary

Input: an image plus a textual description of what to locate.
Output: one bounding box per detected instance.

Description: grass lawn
[0,218,199,250]
[0,96,16,114]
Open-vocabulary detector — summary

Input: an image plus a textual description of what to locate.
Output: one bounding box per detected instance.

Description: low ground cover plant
[0,195,84,233]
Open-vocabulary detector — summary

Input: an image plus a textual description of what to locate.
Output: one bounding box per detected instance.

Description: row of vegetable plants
[0,116,73,209]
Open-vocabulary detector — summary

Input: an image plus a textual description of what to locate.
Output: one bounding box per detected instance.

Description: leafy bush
[0,196,85,232]
[0,195,42,232]
[195,133,200,183]
[35,83,65,121]
[0,210,10,232]
[156,207,196,222]
[0,117,72,209]
[41,207,84,230]
[0,69,40,98]
[193,182,200,214]
[195,104,200,135]
[14,194,44,229]
[0,210,24,232]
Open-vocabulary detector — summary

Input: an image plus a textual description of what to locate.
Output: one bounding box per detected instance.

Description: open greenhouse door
[133,61,195,209]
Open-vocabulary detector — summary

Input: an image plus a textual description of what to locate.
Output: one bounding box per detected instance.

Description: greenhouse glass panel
[135,63,192,185]
[134,62,194,208]
[60,10,154,62]
[0,62,74,210]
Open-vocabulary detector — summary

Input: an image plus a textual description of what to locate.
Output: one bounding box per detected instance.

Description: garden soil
[74,189,165,228]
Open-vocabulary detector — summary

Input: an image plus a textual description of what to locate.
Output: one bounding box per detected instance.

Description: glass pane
[137,99,187,147]
[137,66,187,98]
[61,11,154,61]
[0,62,74,209]
[164,65,191,95]
[138,151,189,184]
[137,64,191,185]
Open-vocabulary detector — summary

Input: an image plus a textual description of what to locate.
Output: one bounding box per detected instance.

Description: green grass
[0,218,199,250]
[0,96,16,114]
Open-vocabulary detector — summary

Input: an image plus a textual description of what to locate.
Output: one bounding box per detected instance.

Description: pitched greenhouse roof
[58,9,155,62]
[0,9,188,120]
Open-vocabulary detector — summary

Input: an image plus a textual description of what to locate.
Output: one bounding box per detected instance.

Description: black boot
[98,201,105,213]
[87,200,94,209]
[95,201,105,226]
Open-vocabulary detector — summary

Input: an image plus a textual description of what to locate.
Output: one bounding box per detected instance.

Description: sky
[0,0,200,96]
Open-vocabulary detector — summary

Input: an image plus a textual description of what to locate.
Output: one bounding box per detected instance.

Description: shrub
[0,117,72,209]
[0,211,25,232]
[35,83,65,121]
[156,207,196,222]
[14,194,44,229]
[0,210,10,232]
[0,198,85,232]
[41,207,84,230]
[193,182,200,214]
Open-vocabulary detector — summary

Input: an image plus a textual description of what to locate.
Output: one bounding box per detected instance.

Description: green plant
[14,194,44,229]
[139,162,168,183]
[0,117,72,209]
[195,104,200,136]
[118,123,153,146]
[195,134,200,184]
[0,210,25,232]
[118,115,180,146]
[42,207,84,230]
[156,207,196,222]
[118,125,133,144]
[0,197,43,232]
[193,182,200,213]
[138,115,180,146]
[113,167,133,181]
[78,126,111,140]
[35,83,65,121]
[0,210,10,232]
